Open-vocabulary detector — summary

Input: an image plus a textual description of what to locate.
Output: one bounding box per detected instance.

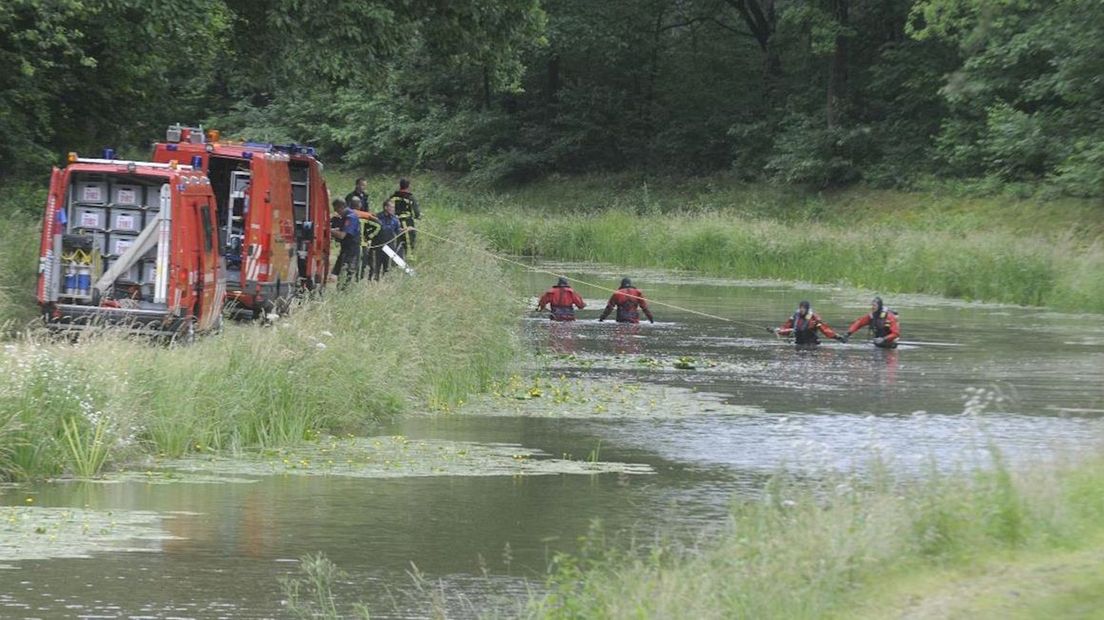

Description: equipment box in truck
[36,155,224,339]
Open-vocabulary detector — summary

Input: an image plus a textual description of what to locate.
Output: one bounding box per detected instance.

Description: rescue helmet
[620,277,632,288]
[556,277,569,287]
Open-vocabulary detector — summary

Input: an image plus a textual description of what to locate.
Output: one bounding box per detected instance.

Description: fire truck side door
[38,167,67,302]
[226,170,251,266]
[194,200,220,331]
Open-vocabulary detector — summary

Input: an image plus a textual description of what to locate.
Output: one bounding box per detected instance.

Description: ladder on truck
[289,165,310,261]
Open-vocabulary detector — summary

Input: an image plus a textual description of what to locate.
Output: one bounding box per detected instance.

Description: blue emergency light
[166,144,179,152]
[103,148,115,159]
[191,155,203,168]
[242,151,254,160]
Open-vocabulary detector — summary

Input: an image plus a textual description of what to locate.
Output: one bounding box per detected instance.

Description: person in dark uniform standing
[599,277,655,323]
[345,177,370,211]
[329,198,360,287]
[771,300,845,346]
[371,199,404,280]
[347,196,381,281]
[390,178,421,254]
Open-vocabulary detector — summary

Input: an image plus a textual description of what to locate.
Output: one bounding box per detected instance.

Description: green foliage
[0,0,230,178]
[527,451,1104,619]
[765,117,872,187]
[912,0,1104,192]
[0,222,521,480]
[0,187,45,329]
[441,176,1101,310]
[4,0,1104,193]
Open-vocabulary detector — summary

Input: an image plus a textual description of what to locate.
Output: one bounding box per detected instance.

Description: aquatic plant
[61,414,111,479]
[673,356,695,370]
[280,553,370,620]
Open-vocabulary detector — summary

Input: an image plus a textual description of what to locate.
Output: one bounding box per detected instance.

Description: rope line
[413,228,767,330]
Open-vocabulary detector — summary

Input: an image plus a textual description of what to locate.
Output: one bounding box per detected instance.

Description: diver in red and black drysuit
[771,300,844,346]
[598,278,654,324]
[842,296,900,348]
[537,277,586,321]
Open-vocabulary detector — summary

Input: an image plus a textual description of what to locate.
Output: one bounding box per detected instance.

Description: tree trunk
[724,0,782,97]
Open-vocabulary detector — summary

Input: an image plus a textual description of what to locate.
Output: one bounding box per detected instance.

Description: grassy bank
[328,173,1104,312]
[527,453,1104,619]
[0,226,521,481]
[0,184,47,328]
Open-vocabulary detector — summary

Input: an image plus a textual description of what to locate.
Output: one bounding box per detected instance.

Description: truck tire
[170,318,196,346]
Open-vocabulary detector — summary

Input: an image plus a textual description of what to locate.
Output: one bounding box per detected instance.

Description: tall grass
[0,225,521,480]
[527,453,1104,619]
[457,210,1101,309]
[322,171,1104,311]
[0,182,47,329]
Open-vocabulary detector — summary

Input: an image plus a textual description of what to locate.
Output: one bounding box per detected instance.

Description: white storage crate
[104,258,141,283]
[109,207,144,233]
[107,232,139,257]
[75,181,108,205]
[140,259,158,285]
[73,206,108,231]
[144,184,164,210]
[112,184,142,206]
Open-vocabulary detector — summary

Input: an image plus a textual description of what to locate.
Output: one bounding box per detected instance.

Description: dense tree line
[3,0,1102,195]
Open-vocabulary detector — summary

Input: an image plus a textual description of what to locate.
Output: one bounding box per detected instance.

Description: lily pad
[147,437,654,479]
[0,506,175,564]
[465,376,761,419]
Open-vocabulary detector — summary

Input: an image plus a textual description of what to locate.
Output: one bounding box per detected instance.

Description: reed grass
[0,215,44,329]
[326,171,1104,311]
[527,452,1104,619]
[0,225,521,480]
[453,209,1102,310]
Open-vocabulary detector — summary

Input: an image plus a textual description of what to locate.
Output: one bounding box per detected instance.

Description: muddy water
[3,264,1103,618]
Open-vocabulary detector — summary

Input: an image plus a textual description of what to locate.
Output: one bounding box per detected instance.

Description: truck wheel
[275,295,293,317]
[171,318,196,346]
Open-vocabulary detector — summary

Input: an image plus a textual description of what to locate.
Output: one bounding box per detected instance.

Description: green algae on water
[467,375,761,419]
[0,506,175,565]
[149,436,655,479]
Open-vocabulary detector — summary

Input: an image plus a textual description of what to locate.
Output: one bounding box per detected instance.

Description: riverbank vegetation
[332,172,1104,312]
[528,452,1104,619]
[0,227,520,481]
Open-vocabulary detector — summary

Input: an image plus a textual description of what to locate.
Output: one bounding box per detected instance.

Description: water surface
[2,264,1102,618]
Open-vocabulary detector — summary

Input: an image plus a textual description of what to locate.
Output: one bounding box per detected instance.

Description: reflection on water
[2,263,1102,617]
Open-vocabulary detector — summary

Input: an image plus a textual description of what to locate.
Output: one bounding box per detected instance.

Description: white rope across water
[414,228,768,331]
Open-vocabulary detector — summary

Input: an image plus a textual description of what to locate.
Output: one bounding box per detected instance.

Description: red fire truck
[151,125,331,318]
[36,153,224,339]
